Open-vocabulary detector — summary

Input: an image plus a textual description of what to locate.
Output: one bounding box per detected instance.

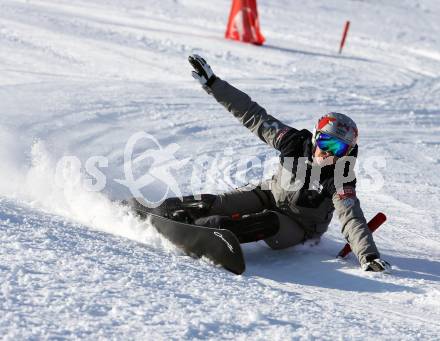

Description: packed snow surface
[1,0,440,339]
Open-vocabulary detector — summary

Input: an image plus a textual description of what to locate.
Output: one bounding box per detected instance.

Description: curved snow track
[1,0,439,339]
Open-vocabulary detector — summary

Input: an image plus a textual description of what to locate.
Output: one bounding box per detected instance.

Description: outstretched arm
[332,186,390,271]
[189,54,295,150]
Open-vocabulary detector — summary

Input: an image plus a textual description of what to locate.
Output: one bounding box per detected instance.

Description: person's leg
[127,184,274,220]
[195,210,280,243]
[264,212,305,250]
[125,194,217,219]
[191,185,281,243]
[208,184,275,216]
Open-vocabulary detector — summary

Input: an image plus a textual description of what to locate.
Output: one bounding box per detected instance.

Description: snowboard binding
[124,195,217,223]
[194,211,280,243]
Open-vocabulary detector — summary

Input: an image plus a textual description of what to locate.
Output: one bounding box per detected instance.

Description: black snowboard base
[146,213,246,274]
[120,197,244,274]
[123,198,246,274]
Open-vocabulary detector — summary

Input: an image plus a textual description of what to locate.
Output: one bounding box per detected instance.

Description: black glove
[188,54,217,88]
[361,257,391,273]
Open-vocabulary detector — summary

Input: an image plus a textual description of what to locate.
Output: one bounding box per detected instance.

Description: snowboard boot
[194,210,280,243]
[124,195,217,223]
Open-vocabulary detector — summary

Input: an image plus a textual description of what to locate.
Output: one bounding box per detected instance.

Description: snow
[1,0,440,339]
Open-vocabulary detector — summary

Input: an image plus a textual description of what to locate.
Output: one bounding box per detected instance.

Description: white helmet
[312,112,358,147]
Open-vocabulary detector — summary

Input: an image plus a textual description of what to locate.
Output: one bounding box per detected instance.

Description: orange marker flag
[225,0,265,45]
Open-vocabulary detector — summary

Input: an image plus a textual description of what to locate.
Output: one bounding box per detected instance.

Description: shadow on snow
[242,239,436,293]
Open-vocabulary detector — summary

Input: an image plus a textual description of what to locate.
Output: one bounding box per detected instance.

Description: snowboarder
[131,54,391,273]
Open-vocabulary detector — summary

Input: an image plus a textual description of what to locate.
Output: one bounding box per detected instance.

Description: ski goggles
[315,132,351,157]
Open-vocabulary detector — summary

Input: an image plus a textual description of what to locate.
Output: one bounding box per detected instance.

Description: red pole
[339,21,350,54]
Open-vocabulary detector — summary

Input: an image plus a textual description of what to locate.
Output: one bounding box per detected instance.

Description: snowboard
[143,212,246,275]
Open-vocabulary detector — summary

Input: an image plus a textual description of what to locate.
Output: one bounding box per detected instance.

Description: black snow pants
[196,184,306,250]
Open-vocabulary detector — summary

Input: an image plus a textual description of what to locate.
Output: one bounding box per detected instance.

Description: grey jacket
[208,78,379,264]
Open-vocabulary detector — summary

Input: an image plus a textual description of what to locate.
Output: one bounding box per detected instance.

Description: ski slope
[1,0,440,339]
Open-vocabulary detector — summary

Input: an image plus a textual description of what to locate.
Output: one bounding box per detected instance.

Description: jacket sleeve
[332,187,380,265]
[209,78,296,150]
